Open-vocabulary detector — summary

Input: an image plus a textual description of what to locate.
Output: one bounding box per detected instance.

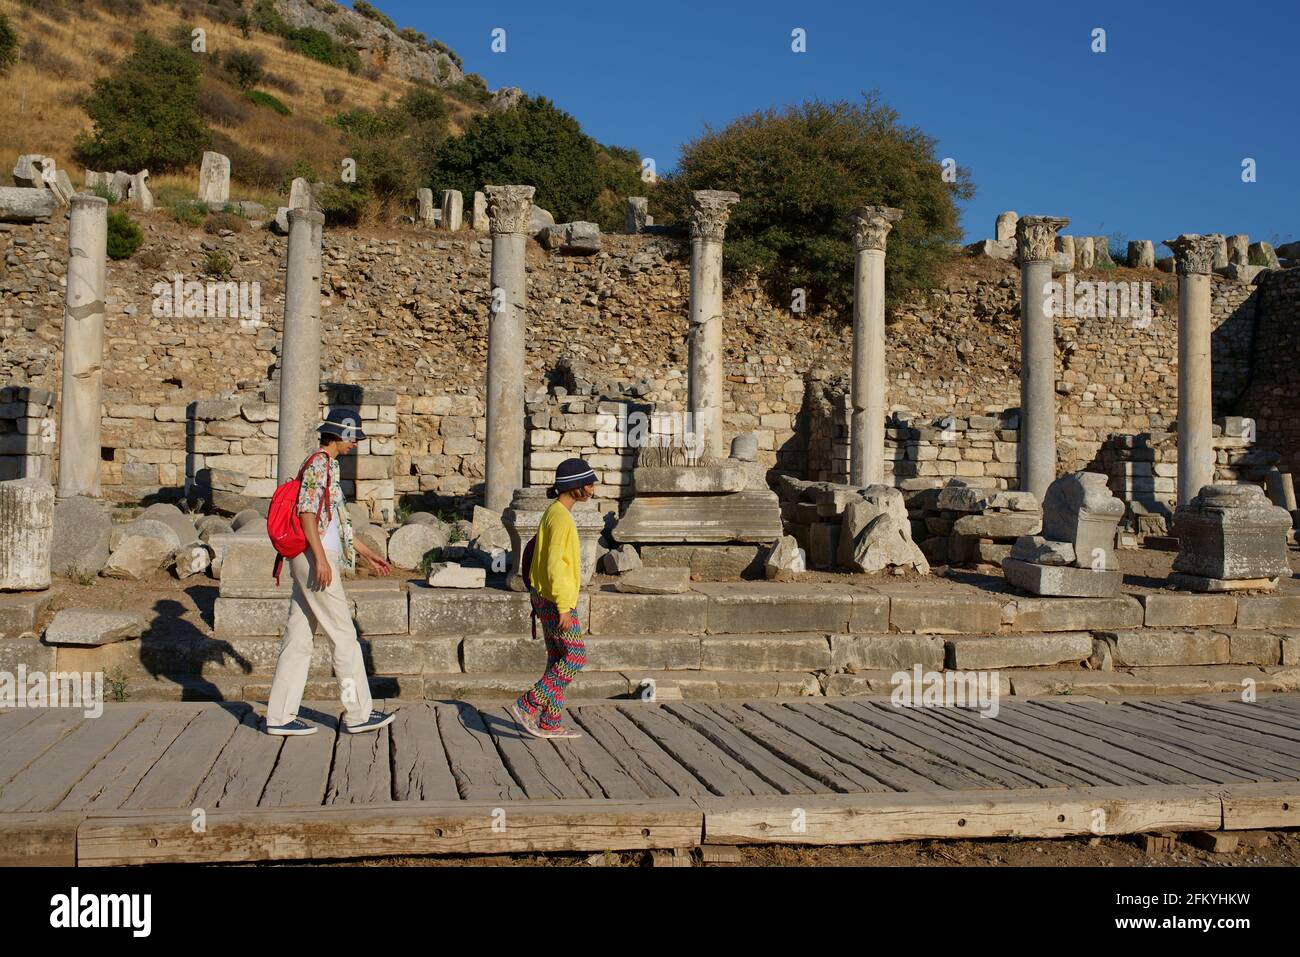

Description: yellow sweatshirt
[529,499,581,612]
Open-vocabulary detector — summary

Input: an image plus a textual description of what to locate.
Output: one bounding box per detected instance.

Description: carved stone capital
[846,206,903,252]
[1163,233,1219,275]
[688,189,740,243]
[1015,216,1070,263]
[484,184,535,235]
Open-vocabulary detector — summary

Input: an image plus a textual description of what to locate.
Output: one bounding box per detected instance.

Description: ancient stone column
[483,184,534,512]
[687,189,740,460]
[276,209,326,485]
[441,189,463,231]
[1015,215,1070,501]
[57,193,108,499]
[0,478,54,590]
[1165,234,1219,507]
[846,205,902,486]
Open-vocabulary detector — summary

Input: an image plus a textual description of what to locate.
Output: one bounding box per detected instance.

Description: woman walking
[265,410,395,736]
[511,458,594,739]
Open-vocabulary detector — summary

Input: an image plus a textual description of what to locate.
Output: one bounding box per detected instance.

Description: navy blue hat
[549,457,596,497]
[320,409,366,441]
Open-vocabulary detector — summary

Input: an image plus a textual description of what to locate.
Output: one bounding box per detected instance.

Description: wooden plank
[483,705,591,800]
[1220,782,1300,830]
[619,703,777,797]
[546,716,655,801]
[1019,701,1246,784]
[389,704,460,802]
[76,799,704,866]
[789,702,961,791]
[0,811,84,866]
[192,711,285,810]
[326,722,393,806]
[1147,699,1300,748]
[0,706,145,812]
[569,706,708,799]
[259,709,338,808]
[661,702,825,795]
[0,708,85,789]
[436,702,525,801]
[827,701,1040,789]
[57,710,197,811]
[121,704,249,809]
[896,704,1092,787]
[916,703,1151,786]
[0,707,45,739]
[699,786,1223,846]
[1050,700,1300,781]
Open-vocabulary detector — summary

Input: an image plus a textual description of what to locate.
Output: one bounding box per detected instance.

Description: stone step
[460,633,837,673]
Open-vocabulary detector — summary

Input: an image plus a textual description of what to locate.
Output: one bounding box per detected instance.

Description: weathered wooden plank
[619,704,776,797]
[389,704,460,802]
[192,711,285,810]
[259,709,338,808]
[437,702,525,801]
[57,710,197,811]
[700,786,1223,846]
[662,702,824,795]
[827,701,1053,789]
[789,702,958,791]
[915,706,1100,787]
[484,706,591,800]
[0,707,45,739]
[76,800,704,865]
[1149,698,1300,747]
[546,716,655,801]
[1130,700,1300,760]
[0,708,85,789]
[1221,782,1300,830]
[569,706,708,799]
[326,722,393,806]
[0,706,145,811]
[121,704,249,809]
[0,811,84,866]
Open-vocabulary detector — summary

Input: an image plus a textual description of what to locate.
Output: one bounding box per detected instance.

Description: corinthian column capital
[484,184,535,235]
[846,205,903,252]
[688,189,740,243]
[1015,215,1070,263]
[1163,233,1219,276]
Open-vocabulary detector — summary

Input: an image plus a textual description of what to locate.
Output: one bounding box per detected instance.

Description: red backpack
[267,450,331,584]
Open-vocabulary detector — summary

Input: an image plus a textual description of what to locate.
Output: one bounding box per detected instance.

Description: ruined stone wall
[1233,269,1300,474]
[0,215,1292,508]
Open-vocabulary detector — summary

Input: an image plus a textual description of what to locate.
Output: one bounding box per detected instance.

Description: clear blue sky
[374,0,1299,247]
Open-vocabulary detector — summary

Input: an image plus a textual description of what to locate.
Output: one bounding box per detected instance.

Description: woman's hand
[312,549,333,589]
[365,553,392,577]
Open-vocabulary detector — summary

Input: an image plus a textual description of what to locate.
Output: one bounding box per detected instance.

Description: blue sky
[373,0,1298,247]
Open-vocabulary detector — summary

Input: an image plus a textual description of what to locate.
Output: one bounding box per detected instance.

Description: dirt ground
[285,829,1300,868]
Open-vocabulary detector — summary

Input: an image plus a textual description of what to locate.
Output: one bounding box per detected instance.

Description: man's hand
[312,549,333,589]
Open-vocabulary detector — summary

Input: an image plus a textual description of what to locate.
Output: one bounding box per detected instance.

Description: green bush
[75,32,211,173]
[165,195,208,226]
[0,13,19,75]
[223,48,264,90]
[429,95,601,223]
[245,89,291,114]
[203,250,233,278]
[251,0,288,34]
[106,211,143,260]
[656,94,974,314]
[88,183,120,205]
[352,1,396,31]
[284,26,360,73]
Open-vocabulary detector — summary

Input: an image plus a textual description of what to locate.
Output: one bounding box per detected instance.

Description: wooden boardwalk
[2,694,1298,865]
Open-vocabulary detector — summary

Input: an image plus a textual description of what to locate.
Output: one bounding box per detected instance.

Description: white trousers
[266,551,373,728]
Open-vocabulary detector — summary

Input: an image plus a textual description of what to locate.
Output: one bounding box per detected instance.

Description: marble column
[1165,233,1219,507]
[846,205,902,486]
[687,189,740,461]
[1015,215,1070,501]
[276,208,325,485]
[57,193,108,499]
[483,184,534,513]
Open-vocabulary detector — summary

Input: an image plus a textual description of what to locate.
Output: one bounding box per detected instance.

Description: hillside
[0,0,493,209]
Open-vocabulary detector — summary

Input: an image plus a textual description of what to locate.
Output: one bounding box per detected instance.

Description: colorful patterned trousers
[516,593,587,731]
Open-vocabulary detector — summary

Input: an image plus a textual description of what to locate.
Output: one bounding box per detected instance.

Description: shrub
[322,86,345,107]
[251,0,288,34]
[284,26,360,73]
[656,94,974,313]
[75,32,211,173]
[430,95,601,222]
[262,71,300,96]
[88,183,120,205]
[168,198,207,226]
[22,36,75,79]
[204,211,245,234]
[398,27,425,45]
[197,81,252,126]
[106,211,143,260]
[352,1,396,31]
[223,48,264,89]
[203,250,233,278]
[245,89,291,114]
[430,39,462,69]
[0,13,18,75]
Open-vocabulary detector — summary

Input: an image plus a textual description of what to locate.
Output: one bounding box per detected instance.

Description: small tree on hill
[0,14,18,75]
[657,94,974,313]
[75,32,210,173]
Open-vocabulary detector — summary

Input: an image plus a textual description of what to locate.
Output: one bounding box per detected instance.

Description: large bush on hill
[0,13,18,75]
[429,96,602,223]
[75,32,210,173]
[657,95,974,313]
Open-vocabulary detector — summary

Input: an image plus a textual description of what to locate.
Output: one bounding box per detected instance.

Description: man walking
[265,410,395,736]
[511,458,594,739]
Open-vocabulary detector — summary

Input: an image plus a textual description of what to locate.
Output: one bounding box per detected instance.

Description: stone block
[362,635,459,675]
[614,567,691,594]
[1172,484,1291,581]
[1140,593,1237,627]
[461,636,550,673]
[1004,595,1143,632]
[587,590,707,635]
[703,586,853,634]
[829,634,943,671]
[1236,596,1300,629]
[0,590,53,634]
[952,512,1042,539]
[352,591,409,635]
[1104,629,1230,667]
[43,609,144,646]
[1002,557,1122,597]
[1220,630,1282,666]
[0,633,56,673]
[888,594,1001,634]
[409,586,589,636]
[425,562,486,589]
[944,632,1093,670]
[214,597,292,637]
[700,635,831,671]
[848,593,890,632]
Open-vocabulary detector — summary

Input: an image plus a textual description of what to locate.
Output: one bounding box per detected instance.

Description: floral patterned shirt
[295,450,355,570]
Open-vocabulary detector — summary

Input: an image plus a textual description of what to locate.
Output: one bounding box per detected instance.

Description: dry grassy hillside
[0,0,481,209]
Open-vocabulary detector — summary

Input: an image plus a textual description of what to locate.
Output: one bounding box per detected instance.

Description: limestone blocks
[0,478,54,590]
[1004,471,1124,597]
[0,187,57,223]
[539,221,601,255]
[441,189,463,230]
[836,484,929,574]
[1170,484,1291,592]
[932,478,1041,567]
[625,197,648,234]
[198,151,231,205]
